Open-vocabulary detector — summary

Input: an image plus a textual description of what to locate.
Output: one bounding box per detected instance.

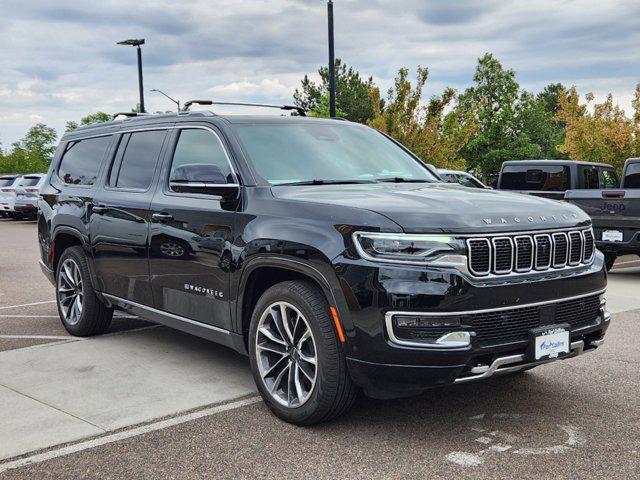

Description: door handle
[91,204,108,214]
[152,212,173,222]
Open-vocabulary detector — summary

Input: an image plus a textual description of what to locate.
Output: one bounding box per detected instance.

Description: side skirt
[100,293,248,355]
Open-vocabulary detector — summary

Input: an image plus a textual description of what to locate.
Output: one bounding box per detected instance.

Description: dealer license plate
[534,327,570,360]
[602,230,623,242]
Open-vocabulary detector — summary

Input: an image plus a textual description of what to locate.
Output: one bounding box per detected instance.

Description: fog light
[394,315,460,328]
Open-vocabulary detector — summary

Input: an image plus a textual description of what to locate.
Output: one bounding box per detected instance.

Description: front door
[90,129,169,306]
[148,126,237,330]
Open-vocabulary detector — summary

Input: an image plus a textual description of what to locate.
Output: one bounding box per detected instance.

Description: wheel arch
[235,256,345,347]
[51,226,98,289]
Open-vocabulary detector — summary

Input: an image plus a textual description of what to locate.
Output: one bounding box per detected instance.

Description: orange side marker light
[330,307,346,343]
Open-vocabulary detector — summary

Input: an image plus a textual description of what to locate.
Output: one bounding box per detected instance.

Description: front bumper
[335,251,609,398]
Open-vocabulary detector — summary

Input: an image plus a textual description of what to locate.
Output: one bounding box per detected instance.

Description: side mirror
[169,163,239,197]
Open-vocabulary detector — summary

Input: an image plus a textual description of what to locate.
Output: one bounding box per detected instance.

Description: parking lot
[0,217,639,479]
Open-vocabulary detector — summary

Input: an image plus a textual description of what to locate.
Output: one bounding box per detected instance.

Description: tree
[66,112,111,133]
[368,67,477,170]
[458,53,542,178]
[0,123,57,174]
[556,85,640,171]
[294,59,377,122]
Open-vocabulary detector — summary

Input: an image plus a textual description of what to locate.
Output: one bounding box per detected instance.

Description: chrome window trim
[514,235,534,272]
[466,238,492,276]
[533,234,552,270]
[552,232,569,268]
[491,236,513,274]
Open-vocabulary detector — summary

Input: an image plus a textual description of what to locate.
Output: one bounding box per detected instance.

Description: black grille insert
[515,236,534,271]
[468,239,491,275]
[464,294,601,346]
[583,230,594,261]
[492,237,513,273]
[534,235,552,269]
[552,233,568,267]
[569,232,582,265]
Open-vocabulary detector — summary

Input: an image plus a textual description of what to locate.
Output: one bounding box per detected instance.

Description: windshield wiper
[277,179,376,186]
[374,177,433,183]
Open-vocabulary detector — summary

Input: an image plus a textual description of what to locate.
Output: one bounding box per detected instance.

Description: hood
[272,182,590,233]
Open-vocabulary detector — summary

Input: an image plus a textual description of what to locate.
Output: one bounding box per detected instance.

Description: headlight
[353,232,466,265]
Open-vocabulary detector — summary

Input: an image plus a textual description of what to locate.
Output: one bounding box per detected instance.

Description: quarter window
[168,129,233,188]
[600,169,618,188]
[58,136,112,185]
[110,130,166,190]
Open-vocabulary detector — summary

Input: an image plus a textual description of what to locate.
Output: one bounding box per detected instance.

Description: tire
[248,280,358,425]
[55,246,113,336]
[604,254,616,272]
[9,212,23,220]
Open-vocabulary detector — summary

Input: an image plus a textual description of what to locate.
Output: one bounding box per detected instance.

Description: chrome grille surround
[467,227,595,277]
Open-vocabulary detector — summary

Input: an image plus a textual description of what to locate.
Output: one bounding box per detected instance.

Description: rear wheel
[248,280,358,425]
[604,254,616,272]
[56,246,113,336]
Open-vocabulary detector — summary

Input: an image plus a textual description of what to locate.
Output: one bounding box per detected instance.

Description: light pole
[327,1,336,118]
[117,38,146,113]
[151,89,181,112]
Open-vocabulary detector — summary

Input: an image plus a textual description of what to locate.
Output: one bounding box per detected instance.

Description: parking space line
[0,335,75,340]
[0,395,261,474]
[0,300,55,310]
[0,315,60,318]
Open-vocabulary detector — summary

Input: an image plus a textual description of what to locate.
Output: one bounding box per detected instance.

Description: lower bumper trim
[454,339,602,383]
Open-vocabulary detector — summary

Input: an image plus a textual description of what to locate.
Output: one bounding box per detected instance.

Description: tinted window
[439,174,458,183]
[111,130,166,190]
[0,177,17,187]
[19,176,41,187]
[625,163,640,188]
[58,136,112,185]
[169,129,233,186]
[500,165,570,191]
[582,167,599,189]
[458,174,484,188]
[234,123,437,185]
[600,168,618,188]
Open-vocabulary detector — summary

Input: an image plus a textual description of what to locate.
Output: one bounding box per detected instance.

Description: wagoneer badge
[482,213,579,225]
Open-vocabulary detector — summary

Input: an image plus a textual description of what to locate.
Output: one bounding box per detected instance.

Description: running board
[454,339,602,383]
[101,293,248,355]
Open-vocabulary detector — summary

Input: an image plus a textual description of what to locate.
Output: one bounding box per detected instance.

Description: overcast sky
[1,0,639,146]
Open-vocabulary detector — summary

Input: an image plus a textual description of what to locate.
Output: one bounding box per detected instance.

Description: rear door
[148,125,237,330]
[89,128,169,305]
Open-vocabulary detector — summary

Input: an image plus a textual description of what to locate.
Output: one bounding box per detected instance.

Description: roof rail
[181,100,306,117]
[112,112,152,120]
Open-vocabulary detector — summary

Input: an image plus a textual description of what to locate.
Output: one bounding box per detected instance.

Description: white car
[438,169,491,189]
[13,174,46,220]
[0,174,23,218]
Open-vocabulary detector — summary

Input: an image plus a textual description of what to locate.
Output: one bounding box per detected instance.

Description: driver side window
[169,129,234,190]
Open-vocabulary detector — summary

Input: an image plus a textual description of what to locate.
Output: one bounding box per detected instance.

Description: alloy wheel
[160,242,186,257]
[255,301,318,407]
[57,258,83,325]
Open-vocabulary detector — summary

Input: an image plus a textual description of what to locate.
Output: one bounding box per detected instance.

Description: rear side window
[110,130,166,190]
[439,174,458,183]
[581,167,599,189]
[58,136,112,185]
[500,165,570,191]
[624,163,640,188]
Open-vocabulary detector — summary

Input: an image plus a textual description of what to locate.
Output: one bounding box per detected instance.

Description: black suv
[38,106,610,424]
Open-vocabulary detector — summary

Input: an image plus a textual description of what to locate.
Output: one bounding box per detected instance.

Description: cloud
[0,0,638,145]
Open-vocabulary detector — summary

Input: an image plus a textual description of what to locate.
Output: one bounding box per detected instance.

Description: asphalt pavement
[0,217,638,479]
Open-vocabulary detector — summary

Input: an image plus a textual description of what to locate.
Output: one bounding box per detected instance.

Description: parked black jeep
[38,104,609,424]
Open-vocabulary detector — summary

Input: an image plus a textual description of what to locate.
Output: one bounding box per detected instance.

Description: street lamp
[151,89,181,112]
[327,1,336,118]
[117,38,146,113]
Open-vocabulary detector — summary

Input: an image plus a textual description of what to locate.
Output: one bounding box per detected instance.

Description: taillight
[1,188,15,193]
[26,188,39,193]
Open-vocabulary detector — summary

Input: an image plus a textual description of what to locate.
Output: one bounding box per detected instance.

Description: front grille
[467,228,594,277]
[464,294,601,346]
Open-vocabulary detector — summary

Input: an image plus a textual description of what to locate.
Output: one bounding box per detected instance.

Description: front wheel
[248,280,358,425]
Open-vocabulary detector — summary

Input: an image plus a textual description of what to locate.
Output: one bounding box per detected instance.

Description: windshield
[234,123,437,185]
